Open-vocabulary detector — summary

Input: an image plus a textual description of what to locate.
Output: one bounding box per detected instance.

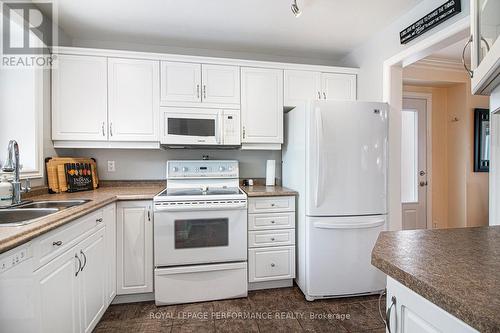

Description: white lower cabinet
[35,226,107,333]
[386,277,478,333]
[116,200,153,295]
[35,243,81,333]
[247,196,296,289]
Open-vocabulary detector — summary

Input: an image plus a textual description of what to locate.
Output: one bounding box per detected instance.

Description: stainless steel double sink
[0,200,90,227]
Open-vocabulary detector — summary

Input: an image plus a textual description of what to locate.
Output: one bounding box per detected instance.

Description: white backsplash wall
[67,149,282,182]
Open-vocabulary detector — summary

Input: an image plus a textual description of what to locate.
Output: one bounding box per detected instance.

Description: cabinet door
[108,58,160,142]
[160,61,201,103]
[103,204,116,305]
[284,70,321,107]
[34,247,80,333]
[241,67,284,143]
[116,201,153,295]
[201,64,240,104]
[79,228,107,333]
[321,73,356,101]
[52,54,108,141]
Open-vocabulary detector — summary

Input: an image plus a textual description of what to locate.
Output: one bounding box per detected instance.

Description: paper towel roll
[266,160,275,186]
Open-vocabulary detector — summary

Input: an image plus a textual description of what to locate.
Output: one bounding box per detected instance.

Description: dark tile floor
[94,286,386,333]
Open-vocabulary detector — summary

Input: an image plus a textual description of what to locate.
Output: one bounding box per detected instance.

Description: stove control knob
[182,167,188,172]
[172,167,178,172]
[219,166,225,171]
[228,166,234,171]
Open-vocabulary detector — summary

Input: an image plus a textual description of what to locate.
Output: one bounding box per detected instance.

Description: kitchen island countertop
[372,226,500,333]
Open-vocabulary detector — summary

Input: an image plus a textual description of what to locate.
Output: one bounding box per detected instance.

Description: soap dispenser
[0,175,13,207]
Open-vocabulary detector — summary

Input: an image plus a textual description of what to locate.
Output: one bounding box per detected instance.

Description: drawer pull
[52,241,63,246]
[270,263,276,267]
[271,238,275,241]
[271,203,276,207]
[270,220,276,224]
[96,218,103,223]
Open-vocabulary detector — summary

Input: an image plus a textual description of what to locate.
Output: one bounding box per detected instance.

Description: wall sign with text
[400,0,461,45]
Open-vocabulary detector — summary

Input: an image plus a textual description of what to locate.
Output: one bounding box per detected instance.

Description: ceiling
[48,0,422,63]
[428,37,470,63]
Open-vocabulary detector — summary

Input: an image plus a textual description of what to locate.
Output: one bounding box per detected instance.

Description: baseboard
[248,279,293,291]
[111,292,155,304]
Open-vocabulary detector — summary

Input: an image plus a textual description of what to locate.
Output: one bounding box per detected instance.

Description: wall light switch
[107,161,116,172]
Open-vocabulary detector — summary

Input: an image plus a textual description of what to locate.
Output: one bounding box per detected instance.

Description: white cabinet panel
[241,67,284,144]
[248,212,295,230]
[103,204,116,305]
[79,228,107,333]
[201,64,240,104]
[248,196,295,213]
[248,229,295,248]
[321,73,356,101]
[116,201,153,295]
[284,70,321,107]
[160,61,201,103]
[248,246,295,282]
[108,58,159,141]
[52,54,108,141]
[35,246,80,333]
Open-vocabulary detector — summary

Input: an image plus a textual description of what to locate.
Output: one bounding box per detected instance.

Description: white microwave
[160,107,241,146]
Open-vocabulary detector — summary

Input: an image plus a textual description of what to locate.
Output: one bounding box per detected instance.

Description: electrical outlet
[107,161,116,172]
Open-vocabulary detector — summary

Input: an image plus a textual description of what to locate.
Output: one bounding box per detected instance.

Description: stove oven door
[154,205,247,266]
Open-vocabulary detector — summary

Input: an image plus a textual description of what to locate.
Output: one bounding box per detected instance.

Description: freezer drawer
[155,262,247,305]
[248,246,295,282]
[306,215,386,297]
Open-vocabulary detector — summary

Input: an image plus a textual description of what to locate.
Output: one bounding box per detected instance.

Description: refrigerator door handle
[314,107,325,207]
[314,219,385,229]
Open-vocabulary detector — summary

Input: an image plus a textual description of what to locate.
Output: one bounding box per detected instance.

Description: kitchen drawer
[248,246,295,282]
[248,229,295,248]
[248,212,295,230]
[33,209,104,270]
[248,196,295,213]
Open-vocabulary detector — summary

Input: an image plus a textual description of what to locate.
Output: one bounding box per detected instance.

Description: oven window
[175,218,228,249]
[168,118,215,137]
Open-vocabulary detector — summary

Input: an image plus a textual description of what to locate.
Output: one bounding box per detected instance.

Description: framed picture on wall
[474,108,490,172]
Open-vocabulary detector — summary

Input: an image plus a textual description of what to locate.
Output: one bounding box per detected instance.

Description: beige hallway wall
[403,63,490,228]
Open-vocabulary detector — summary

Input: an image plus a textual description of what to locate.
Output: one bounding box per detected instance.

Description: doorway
[401,96,429,230]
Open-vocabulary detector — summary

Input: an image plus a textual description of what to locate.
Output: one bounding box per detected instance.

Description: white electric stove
[153,160,248,305]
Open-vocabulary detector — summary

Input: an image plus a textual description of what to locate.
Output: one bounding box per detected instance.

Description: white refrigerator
[283,100,388,300]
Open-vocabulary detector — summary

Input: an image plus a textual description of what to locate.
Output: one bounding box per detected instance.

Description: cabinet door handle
[75,254,82,277]
[147,209,151,221]
[109,122,113,136]
[318,91,321,99]
[242,126,246,139]
[386,296,397,333]
[196,84,200,99]
[270,237,275,241]
[323,92,327,99]
[101,122,105,136]
[270,220,275,224]
[96,218,103,223]
[270,263,275,267]
[80,250,87,272]
[52,240,63,246]
[203,85,206,99]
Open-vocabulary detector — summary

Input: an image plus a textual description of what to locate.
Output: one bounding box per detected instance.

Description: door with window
[402,97,428,230]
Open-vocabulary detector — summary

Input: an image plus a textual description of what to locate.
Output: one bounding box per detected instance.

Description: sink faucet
[2,140,31,205]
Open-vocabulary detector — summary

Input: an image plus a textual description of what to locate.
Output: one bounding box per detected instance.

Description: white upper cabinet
[160,61,240,106]
[201,64,240,105]
[321,73,356,101]
[241,67,284,144]
[284,70,321,107]
[161,61,201,103]
[108,58,159,142]
[52,54,108,141]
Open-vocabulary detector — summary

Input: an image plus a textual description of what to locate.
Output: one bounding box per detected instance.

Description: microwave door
[162,110,219,145]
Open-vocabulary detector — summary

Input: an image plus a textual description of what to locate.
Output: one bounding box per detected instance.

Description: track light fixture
[291,0,301,17]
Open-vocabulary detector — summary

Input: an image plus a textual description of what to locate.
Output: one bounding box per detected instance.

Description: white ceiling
[49,0,422,62]
[428,37,470,62]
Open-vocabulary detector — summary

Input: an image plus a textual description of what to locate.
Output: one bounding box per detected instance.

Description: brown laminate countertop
[241,185,298,197]
[0,183,164,254]
[372,226,500,333]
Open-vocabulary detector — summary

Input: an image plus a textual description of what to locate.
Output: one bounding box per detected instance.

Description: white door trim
[403,92,433,229]
[382,16,469,231]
